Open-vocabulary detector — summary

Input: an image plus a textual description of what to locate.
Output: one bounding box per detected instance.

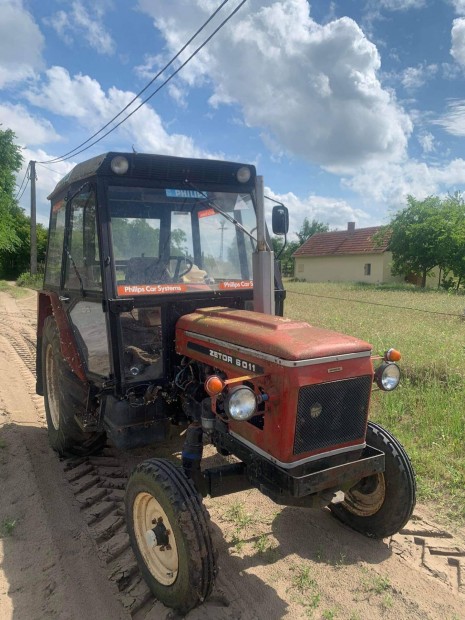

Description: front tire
[330,422,416,538]
[125,458,217,614]
[42,315,105,456]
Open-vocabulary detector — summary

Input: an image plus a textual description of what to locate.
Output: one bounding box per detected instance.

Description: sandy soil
[0,289,464,620]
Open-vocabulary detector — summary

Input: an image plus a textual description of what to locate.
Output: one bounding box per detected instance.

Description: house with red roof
[292,222,403,284]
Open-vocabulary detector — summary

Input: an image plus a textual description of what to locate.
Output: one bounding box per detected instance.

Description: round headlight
[375,362,401,391]
[225,385,257,421]
[236,166,251,183]
[111,155,129,175]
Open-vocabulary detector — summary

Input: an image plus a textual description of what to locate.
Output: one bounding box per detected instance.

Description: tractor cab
[37,152,285,449]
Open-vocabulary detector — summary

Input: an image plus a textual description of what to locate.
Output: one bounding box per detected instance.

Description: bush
[16,272,43,289]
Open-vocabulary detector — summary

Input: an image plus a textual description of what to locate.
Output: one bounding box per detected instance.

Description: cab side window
[44,199,66,287]
[65,187,102,291]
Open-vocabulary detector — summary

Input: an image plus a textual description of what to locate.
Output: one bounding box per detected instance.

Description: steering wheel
[169,256,193,281]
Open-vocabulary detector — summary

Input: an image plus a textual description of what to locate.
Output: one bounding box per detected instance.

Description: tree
[0,205,47,277]
[386,195,447,288]
[272,218,329,277]
[440,193,465,289]
[0,128,23,253]
[296,218,329,246]
[271,236,299,276]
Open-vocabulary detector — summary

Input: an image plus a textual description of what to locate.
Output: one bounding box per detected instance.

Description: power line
[14,162,30,200]
[39,0,242,165]
[286,288,464,319]
[36,161,67,176]
[16,176,30,203]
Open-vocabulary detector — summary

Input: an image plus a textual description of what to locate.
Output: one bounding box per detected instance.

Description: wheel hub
[133,492,179,586]
[342,473,386,517]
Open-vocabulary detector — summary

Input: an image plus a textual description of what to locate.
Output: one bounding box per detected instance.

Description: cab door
[62,185,111,378]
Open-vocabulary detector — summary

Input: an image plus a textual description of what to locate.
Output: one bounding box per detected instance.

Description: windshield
[109,185,257,296]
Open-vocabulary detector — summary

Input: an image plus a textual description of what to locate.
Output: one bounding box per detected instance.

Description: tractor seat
[125,257,171,284]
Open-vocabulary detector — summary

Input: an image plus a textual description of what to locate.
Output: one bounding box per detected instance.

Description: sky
[2,0,465,238]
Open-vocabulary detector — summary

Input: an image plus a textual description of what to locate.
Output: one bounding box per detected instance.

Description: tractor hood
[176,307,371,361]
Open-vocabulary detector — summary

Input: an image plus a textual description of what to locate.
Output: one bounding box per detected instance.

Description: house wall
[294,252,403,284]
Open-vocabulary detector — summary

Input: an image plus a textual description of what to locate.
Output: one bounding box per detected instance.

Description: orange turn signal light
[385,348,401,362]
[205,375,225,396]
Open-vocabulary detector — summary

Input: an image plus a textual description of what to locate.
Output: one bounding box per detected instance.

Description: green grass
[0,280,31,299]
[285,281,465,524]
[16,271,44,290]
[224,501,254,529]
[0,518,17,537]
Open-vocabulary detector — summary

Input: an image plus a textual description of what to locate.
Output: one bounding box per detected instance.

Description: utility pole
[30,160,37,275]
[218,221,227,261]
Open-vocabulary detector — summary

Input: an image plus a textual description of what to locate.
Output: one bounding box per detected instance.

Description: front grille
[293,376,372,455]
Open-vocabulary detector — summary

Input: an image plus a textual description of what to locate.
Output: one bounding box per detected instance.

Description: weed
[292,565,317,593]
[224,501,254,529]
[306,591,320,611]
[322,609,336,620]
[0,438,6,449]
[381,593,394,610]
[0,518,17,537]
[335,552,347,569]
[230,531,245,553]
[253,533,271,553]
[360,569,391,595]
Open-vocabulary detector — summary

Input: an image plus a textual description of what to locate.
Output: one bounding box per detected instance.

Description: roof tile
[293,226,390,257]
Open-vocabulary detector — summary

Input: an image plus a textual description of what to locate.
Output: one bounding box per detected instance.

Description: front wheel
[125,458,217,613]
[330,422,416,538]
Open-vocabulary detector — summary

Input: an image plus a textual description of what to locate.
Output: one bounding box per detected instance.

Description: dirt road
[0,289,464,620]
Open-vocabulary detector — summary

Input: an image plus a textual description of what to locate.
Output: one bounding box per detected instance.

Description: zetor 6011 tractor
[36,152,415,614]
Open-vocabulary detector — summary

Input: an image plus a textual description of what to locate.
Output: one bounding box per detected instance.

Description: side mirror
[272,205,289,235]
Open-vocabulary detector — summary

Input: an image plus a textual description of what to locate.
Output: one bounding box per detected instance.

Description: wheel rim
[45,343,60,430]
[342,473,386,517]
[133,492,179,586]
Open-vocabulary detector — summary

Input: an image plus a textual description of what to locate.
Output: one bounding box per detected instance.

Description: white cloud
[0,0,44,87]
[264,188,373,237]
[377,0,426,10]
[400,63,437,89]
[451,0,465,15]
[44,1,115,55]
[23,66,218,159]
[0,103,60,146]
[433,100,465,136]
[451,18,465,68]
[16,150,74,224]
[138,0,412,173]
[418,131,435,153]
[344,158,465,208]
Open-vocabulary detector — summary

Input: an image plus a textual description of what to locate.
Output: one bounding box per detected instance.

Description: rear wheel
[330,422,416,538]
[125,458,217,613]
[42,316,105,456]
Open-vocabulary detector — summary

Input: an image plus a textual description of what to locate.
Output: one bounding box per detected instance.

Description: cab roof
[47,152,256,201]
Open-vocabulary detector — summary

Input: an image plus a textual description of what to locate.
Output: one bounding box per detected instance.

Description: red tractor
[36,152,415,613]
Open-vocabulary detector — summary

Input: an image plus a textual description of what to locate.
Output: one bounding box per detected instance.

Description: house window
[364,263,371,276]
[297,263,304,273]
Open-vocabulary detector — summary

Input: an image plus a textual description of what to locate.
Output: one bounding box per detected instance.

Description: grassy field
[284,281,465,526]
[0,280,33,299]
